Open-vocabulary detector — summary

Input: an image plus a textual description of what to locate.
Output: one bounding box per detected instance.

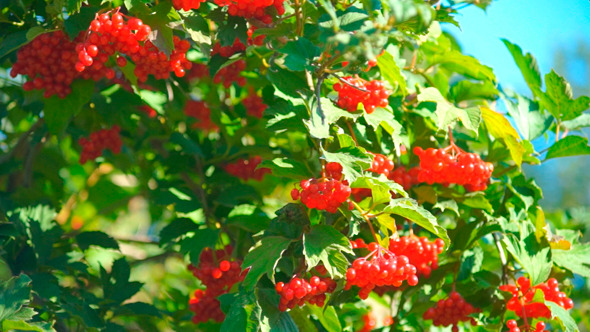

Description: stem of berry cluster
[330,73,370,93]
[351,201,380,244]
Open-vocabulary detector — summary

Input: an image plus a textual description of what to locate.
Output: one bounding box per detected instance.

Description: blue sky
[445,0,590,208]
[444,0,590,95]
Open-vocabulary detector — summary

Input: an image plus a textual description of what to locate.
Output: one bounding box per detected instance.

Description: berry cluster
[275,275,337,311]
[500,277,574,319]
[291,163,351,213]
[10,31,99,98]
[213,0,285,24]
[76,10,192,83]
[369,153,394,177]
[345,242,418,299]
[413,145,494,191]
[506,319,548,332]
[333,76,390,114]
[387,166,420,190]
[224,156,271,181]
[187,246,246,324]
[212,39,247,58]
[247,26,265,46]
[187,63,209,81]
[172,0,207,11]
[214,60,247,88]
[388,236,444,278]
[242,91,267,118]
[184,100,217,131]
[423,291,477,332]
[78,126,122,164]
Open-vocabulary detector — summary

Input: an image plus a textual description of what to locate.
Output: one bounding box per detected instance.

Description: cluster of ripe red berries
[76,10,191,82]
[210,39,247,88]
[333,76,390,114]
[187,246,246,324]
[224,156,271,181]
[242,91,267,118]
[413,145,494,192]
[345,242,418,299]
[369,153,394,177]
[387,166,420,191]
[423,291,477,332]
[275,275,337,311]
[506,319,548,332]
[500,277,573,319]
[78,126,122,164]
[10,31,102,98]
[172,0,207,11]
[184,100,217,131]
[291,162,351,213]
[388,236,444,278]
[213,0,285,24]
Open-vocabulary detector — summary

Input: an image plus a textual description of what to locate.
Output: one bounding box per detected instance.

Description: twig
[493,232,508,284]
[315,73,328,120]
[330,73,370,93]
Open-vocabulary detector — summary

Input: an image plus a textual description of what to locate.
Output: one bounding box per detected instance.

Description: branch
[330,73,370,93]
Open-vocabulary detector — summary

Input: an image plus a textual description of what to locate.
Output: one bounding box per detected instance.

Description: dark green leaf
[450,80,498,103]
[242,236,292,291]
[159,218,200,245]
[503,233,551,285]
[377,50,407,95]
[281,38,321,71]
[179,228,220,265]
[0,275,33,322]
[76,231,120,251]
[501,39,542,93]
[544,70,590,121]
[44,80,95,134]
[303,225,353,278]
[322,147,372,184]
[115,302,161,317]
[501,91,553,141]
[259,158,310,180]
[418,87,481,134]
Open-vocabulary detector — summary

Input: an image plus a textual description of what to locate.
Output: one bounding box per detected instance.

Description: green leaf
[0,275,33,322]
[545,135,590,160]
[503,233,552,285]
[303,225,353,278]
[115,302,161,317]
[2,320,54,332]
[377,50,407,95]
[546,301,578,332]
[322,147,372,184]
[481,106,525,166]
[44,80,95,134]
[256,288,299,332]
[417,87,481,134]
[170,132,204,157]
[76,231,120,251]
[242,236,292,291]
[281,38,321,71]
[227,205,271,233]
[450,80,498,103]
[562,113,590,130]
[322,97,363,124]
[433,200,459,215]
[544,70,590,121]
[501,91,553,141]
[179,228,220,265]
[383,198,450,247]
[552,242,590,278]
[501,39,542,93]
[259,158,310,180]
[159,218,200,245]
[220,292,259,332]
[305,306,342,332]
[429,50,496,82]
[458,246,484,281]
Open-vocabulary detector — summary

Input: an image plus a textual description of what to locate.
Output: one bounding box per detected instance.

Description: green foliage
[0,0,589,330]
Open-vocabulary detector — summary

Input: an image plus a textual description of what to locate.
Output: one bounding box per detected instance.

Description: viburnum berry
[224,156,271,181]
[138,105,157,118]
[368,153,394,177]
[275,275,337,311]
[76,9,192,83]
[387,166,420,190]
[188,289,225,324]
[333,76,390,114]
[247,26,265,46]
[211,39,246,58]
[505,319,548,332]
[187,246,246,295]
[388,235,445,278]
[187,63,209,81]
[78,126,122,164]
[350,238,368,249]
[213,59,247,88]
[423,291,478,332]
[345,242,418,299]
[213,0,285,24]
[242,90,267,118]
[500,277,574,320]
[414,144,494,191]
[184,100,217,131]
[292,162,351,213]
[359,313,376,332]
[172,0,207,11]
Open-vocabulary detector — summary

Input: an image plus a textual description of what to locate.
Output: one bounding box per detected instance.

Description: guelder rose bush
[0,0,589,331]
